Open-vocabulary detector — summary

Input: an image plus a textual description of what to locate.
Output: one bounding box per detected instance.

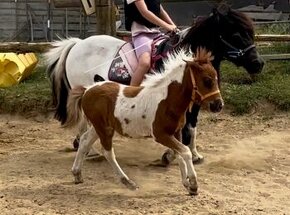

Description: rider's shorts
[132,32,161,58]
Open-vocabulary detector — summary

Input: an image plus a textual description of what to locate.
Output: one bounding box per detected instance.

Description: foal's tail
[63,86,86,128]
[44,37,81,125]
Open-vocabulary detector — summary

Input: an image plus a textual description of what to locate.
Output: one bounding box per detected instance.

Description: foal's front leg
[155,134,198,195]
[162,105,204,165]
[72,126,98,184]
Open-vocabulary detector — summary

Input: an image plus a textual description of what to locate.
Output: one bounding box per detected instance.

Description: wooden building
[0,0,289,42]
[0,0,98,42]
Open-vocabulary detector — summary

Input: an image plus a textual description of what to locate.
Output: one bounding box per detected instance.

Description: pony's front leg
[184,126,204,162]
[72,126,98,184]
[102,147,138,190]
[182,105,204,163]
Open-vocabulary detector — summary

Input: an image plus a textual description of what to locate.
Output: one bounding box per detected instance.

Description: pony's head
[185,48,223,113]
[212,4,264,74]
[180,4,264,76]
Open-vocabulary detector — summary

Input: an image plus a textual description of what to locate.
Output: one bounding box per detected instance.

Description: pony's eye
[232,33,242,41]
[203,77,213,89]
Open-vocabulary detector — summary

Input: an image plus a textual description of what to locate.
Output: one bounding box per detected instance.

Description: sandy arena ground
[0,111,289,215]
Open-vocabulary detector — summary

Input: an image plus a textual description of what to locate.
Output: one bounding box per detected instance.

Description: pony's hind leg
[71,126,98,184]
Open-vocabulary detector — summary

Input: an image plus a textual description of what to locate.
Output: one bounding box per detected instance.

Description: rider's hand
[165,24,178,33]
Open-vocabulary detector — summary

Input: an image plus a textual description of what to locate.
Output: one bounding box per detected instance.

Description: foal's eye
[203,77,213,89]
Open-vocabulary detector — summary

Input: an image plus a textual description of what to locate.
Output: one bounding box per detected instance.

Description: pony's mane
[181,4,254,46]
[141,49,192,88]
[228,8,254,37]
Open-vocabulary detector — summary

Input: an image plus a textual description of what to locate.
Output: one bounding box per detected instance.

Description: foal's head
[185,48,223,113]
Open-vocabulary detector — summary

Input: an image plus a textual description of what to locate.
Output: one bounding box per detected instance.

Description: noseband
[220,36,256,60]
[188,67,220,112]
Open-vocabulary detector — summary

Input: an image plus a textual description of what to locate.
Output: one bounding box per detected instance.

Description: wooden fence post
[95,0,116,36]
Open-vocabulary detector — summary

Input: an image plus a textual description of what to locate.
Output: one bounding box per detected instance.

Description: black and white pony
[45,4,264,164]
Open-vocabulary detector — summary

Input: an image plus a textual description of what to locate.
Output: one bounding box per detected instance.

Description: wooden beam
[255,34,290,42]
[0,34,289,53]
[261,54,290,61]
[53,0,81,8]
[0,42,52,53]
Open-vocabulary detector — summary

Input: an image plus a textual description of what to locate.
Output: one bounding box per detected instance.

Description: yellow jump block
[0,52,38,87]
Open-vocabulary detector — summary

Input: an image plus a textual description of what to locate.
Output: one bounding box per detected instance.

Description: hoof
[192,156,204,164]
[72,171,83,184]
[121,178,139,190]
[72,137,80,150]
[183,178,198,195]
[192,152,204,164]
[188,186,198,196]
[161,149,176,166]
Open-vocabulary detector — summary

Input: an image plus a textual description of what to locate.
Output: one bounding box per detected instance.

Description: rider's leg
[130,52,151,86]
[130,33,157,86]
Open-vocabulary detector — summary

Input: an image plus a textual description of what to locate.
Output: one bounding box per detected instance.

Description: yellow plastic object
[0,52,38,87]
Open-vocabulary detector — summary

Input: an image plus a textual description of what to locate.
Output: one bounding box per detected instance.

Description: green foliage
[256,23,290,35]
[0,42,290,116]
[221,60,290,115]
[0,65,52,114]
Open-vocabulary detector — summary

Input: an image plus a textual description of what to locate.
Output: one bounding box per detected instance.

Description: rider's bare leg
[130,52,151,86]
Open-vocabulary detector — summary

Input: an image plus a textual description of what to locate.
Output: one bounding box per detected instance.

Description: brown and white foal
[64,48,223,195]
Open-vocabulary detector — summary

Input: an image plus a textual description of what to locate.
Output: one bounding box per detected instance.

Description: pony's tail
[44,37,81,125]
[63,87,86,128]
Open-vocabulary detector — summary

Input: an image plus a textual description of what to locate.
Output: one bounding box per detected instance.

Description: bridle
[188,67,220,112]
[220,35,256,60]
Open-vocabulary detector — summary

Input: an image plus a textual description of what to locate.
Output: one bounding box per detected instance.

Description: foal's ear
[183,60,202,71]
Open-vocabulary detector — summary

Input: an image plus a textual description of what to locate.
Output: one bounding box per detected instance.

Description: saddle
[108,34,179,85]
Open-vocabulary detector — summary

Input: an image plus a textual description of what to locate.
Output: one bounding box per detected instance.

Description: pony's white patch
[113,49,192,138]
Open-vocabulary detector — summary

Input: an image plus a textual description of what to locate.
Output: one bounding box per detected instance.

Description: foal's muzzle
[209,99,224,113]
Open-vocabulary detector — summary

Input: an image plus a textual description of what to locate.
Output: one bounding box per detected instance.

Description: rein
[219,36,256,60]
[188,67,220,112]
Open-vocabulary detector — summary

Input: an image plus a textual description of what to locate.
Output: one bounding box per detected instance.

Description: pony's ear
[217,3,230,16]
[212,7,218,16]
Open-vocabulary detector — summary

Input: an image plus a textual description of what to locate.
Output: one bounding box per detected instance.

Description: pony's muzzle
[249,57,265,74]
[209,99,224,113]
[243,51,265,74]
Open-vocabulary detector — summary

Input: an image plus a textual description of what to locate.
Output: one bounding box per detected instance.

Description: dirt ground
[0,110,290,215]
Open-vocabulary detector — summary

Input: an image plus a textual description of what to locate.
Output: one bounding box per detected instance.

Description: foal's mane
[141,49,192,88]
[194,47,214,64]
[140,48,213,88]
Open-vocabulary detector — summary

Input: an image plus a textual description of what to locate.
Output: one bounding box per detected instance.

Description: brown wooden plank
[255,34,290,42]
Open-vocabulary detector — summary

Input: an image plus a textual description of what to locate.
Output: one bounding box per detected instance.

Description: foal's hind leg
[98,127,138,190]
[72,126,98,184]
[73,120,101,159]
[102,147,138,190]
